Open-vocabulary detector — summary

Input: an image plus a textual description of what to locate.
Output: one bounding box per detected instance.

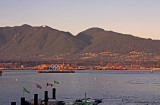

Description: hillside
[0,25,160,62]
[0,24,85,60]
[76,27,160,54]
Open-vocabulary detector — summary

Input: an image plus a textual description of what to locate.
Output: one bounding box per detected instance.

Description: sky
[0,0,160,39]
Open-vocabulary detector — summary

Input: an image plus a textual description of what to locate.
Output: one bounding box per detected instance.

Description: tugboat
[74,96,102,105]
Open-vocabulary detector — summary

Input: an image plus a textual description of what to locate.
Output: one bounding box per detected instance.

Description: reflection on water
[1,70,160,105]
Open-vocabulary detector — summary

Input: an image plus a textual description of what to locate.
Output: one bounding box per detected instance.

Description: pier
[9,87,108,105]
[10,88,59,105]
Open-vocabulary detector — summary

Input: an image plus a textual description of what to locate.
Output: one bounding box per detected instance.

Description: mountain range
[0,24,160,62]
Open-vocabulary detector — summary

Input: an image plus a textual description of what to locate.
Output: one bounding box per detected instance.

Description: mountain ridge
[0,24,160,62]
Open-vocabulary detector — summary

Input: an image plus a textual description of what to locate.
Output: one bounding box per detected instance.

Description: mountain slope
[77,27,160,54]
[0,25,160,61]
[0,25,85,60]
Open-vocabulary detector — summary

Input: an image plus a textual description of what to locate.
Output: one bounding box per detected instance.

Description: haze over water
[1,70,160,105]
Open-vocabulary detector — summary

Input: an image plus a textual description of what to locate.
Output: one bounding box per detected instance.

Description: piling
[52,88,56,99]
[11,102,16,105]
[21,97,25,105]
[34,94,38,105]
[44,91,48,105]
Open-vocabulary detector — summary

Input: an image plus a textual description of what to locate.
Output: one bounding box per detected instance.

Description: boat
[37,70,75,73]
[74,98,102,105]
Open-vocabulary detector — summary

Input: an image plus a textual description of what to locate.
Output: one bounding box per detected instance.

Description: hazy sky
[0,0,160,39]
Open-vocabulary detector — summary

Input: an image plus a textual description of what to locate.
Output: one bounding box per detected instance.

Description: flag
[36,84,42,89]
[47,83,53,87]
[24,87,30,93]
[54,80,59,84]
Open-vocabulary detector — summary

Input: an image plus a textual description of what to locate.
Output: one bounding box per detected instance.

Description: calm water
[1,70,160,105]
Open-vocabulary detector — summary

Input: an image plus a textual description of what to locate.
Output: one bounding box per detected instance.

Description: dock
[10,87,123,105]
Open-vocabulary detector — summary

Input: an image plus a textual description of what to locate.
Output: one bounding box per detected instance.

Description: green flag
[24,87,30,93]
[54,80,59,84]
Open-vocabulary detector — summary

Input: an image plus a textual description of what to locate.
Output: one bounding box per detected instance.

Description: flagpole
[54,80,55,88]
[46,84,47,91]
[23,87,24,97]
[36,86,37,94]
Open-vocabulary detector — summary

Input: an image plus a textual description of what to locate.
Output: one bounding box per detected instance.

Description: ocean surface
[1,70,160,105]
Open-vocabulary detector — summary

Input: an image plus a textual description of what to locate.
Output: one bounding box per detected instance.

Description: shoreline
[1,69,154,71]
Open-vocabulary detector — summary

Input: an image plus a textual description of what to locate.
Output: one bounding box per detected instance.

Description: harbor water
[1,70,160,105]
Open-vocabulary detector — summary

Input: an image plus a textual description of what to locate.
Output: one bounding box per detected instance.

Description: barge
[37,70,75,73]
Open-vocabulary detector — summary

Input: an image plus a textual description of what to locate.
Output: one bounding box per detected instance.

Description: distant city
[0,61,160,70]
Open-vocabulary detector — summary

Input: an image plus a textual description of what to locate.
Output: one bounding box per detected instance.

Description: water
[1,70,160,105]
